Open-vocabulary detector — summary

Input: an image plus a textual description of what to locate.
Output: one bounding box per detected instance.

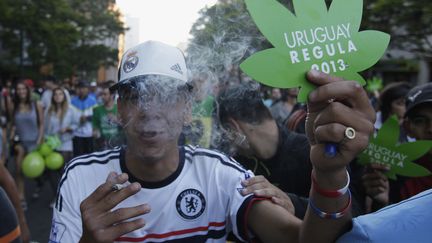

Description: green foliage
[363,0,432,58]
[358,116,432,180]
[187,0,273,84]
[0,0,125,79]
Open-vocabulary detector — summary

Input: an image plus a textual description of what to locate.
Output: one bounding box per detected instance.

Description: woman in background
[375,82,411,129]
[7,79,44,206]
[45,87,76,163]
[45,87,76,207]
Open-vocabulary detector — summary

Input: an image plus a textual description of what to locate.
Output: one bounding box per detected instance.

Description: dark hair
[101,80,116,94]
[43,75,56,83]
[217,84,273,126]
[48,88,68,124]
[13,79,32,114]
[379,82,411,122]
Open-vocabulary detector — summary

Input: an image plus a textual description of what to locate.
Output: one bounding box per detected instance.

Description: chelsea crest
[176,189,206,220]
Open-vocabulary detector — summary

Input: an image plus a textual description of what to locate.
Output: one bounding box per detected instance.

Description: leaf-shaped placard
[240,0,390,102]
[366,77,383,92]
[358,116,432,179]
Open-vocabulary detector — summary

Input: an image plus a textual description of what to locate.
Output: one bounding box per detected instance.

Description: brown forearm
[300,169,352,243]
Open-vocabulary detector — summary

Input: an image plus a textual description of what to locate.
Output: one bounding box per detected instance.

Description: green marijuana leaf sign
[240,0,390,102]
[366,77,383,93]
[358,116,432,180]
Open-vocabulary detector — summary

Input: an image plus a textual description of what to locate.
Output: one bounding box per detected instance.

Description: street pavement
[25,177,55,243]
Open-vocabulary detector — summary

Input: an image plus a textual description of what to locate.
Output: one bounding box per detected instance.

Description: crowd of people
[0,40,431,243]
[0,75,124,242]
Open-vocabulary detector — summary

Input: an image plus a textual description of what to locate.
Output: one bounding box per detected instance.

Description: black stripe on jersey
[63,147,121,172]
[184,146,247,174]
[236,195,254,242]
[55,150,120,211]
[236,195,270,242]
[58,194,63,212]
[59,152,120,191]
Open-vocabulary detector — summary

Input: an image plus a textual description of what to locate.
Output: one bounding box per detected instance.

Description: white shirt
[50,145,257,243]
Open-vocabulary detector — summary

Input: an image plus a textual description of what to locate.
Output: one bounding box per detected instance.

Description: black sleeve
[287,192,309,219]
[0,187,21,243]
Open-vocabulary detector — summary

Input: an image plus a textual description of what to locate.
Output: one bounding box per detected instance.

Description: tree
[0,0,125,80]
[187,0,272,86]
[188,0,432,87]
[362,0,432,58]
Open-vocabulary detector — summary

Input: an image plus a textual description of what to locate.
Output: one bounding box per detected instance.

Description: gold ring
[345,127,356,140]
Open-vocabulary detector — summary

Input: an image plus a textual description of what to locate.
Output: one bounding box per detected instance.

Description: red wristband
[312,170,350,198]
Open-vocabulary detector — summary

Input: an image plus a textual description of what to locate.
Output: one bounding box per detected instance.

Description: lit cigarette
[111,183,125,191]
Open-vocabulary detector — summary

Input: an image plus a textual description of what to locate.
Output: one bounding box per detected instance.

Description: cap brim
[109,81,125,93]
[109,78,193,93]
[405,99,432,117]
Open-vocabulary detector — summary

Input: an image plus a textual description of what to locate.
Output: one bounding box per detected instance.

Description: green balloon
[22,152,45,179]
[45,152,64,170]
[39,143,53,157]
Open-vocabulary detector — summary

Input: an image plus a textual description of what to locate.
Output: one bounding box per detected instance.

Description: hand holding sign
[358,116,432,179]
[240,0,390,102]
[240,0,389,157]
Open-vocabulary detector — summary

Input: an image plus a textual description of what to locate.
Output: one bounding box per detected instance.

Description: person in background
[375,82,411,129]
[45,87,77,208]
[71,80,97,157]
[218,85,311,198]
[284,103,307,134]
[392,83,432,201]
[92,81,122,151]
[181,73,217,148]
[23,79,41,101]
[217,85,368,219]
[335,84,432,242]
[263,87,281,107]
[270,88,298,124]
[89,81,99,102]
[361,82,412,212]
[7,79,44,205]
[361,83,432,211]
[40,76,71,112]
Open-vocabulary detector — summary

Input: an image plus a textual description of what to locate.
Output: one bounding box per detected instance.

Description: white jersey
[50,145,258,243]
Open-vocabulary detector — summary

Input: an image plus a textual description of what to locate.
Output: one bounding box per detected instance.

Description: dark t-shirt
[234,124,366,216]
[390,154,432,203]
[234,124,312,197]
[0,187,21,243]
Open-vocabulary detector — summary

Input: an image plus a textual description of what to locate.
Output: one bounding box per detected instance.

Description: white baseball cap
[111,40,188,91]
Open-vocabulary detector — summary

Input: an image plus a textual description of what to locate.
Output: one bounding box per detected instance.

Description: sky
[116,0,218,47]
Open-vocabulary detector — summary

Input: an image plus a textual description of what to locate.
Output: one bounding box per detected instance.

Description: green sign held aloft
[358,116,432,180]
[240,0,390,102]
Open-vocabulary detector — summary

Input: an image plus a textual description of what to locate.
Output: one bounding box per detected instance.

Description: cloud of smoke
[184,0,268,151]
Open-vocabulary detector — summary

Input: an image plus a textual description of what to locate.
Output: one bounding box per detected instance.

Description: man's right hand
[79,172,151,243]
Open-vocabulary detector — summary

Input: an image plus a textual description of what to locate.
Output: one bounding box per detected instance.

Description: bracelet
[309,189,352,219]
[312,170,350,198]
